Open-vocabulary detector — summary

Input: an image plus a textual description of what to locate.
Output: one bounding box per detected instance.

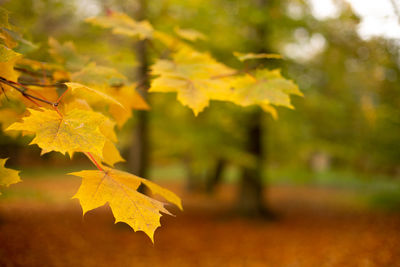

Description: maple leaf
[0,158,21,195]
[7,108,107,157]
[63,100,125,166]
[0,44,21,92]
[64,82,126,110]
[230,69,303,117]
[153,31,191,52]
[174,27,206,42]
[98,118,125,166]
[101,140,125,166]
[70,167,182,242]
[149,47,234,115]
[233,52,282,61]
[71,63,127,86]
[107,85,150,127]
[48,37,88,71]
[66,64,136,126]
[86,12,153,40]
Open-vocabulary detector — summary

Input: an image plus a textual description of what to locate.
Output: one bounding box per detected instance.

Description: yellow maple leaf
[7,108,107,157]
[63,100,125,166]
[70,167,182,242]
[48,37,88,71]
[100,140,125,167]
[0,44,21,92]
[233,52,282,61]
[153,31,191,52]
[0,158,21,195]
[86,12,153,40]
[174,26,206,42]
[108,85,150,127]
[64,82,126,110]
[150,47,234,115]
[230,69,303,117]
[71,63,127,87]
[98,118,125,166]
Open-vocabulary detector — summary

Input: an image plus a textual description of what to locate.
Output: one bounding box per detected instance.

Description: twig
[19,82,61,87]
[14,67,52,78]
[0,76,58,107]
[0,84,9,101]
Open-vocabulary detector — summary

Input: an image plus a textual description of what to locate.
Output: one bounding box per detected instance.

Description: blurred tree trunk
[128,0,150,179]
[206,158,226,193]
[236,0,275,217]
[237,110,271,216]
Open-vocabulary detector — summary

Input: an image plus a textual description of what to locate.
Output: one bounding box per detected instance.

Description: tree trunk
[236,0,276,218]
[236,110,273,217]
[128,0,150,179]
[206,158,226,194]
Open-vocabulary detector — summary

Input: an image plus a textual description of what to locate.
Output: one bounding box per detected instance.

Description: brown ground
[0,176,400,267]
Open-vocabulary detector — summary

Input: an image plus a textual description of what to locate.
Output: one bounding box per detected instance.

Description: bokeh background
[0,0,400,266]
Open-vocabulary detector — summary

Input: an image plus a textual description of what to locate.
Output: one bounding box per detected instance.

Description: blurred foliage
[1,0,399,183]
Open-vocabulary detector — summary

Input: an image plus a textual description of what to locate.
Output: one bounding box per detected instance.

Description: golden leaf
[100,140,125,167]
[70,167,182,242]
[233,52,282,61]
[48,37,88,71]
[230,69,303,116]
[86,12,153,40]
[0,158,21,195]
[174,27,206,42]
[150,47,234,115]
[7,108,107,157]
[0,44,21,91]
[65,82,126,110]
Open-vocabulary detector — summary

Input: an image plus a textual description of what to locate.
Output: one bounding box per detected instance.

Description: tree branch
[0,76,58,107]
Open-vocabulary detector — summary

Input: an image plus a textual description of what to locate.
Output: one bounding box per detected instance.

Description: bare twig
[0,76,58,107]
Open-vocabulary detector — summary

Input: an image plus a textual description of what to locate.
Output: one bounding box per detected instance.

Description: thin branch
[0,77,58,107]
[22,94,42,107]
[14,67,52,78]
[19,82,61,87]
[0,84,9,101]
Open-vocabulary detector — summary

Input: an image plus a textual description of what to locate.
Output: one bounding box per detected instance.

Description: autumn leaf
[106,85,149,127]
[150,47,234,115]
[98,118,125,166]
[70,167,182,242]
[153,31,191,52]
[71,63,127,87]
[7,108,107,157]
[64,82,126,110]
[230,69,303,117]
[48,37,88,71]
[62,100,124,166]
[0,44,21,91]
[86,12,153,40]
[233,52,282,61]
[174,27,206,42]
[101,140,125,166]
[0,158,21,195]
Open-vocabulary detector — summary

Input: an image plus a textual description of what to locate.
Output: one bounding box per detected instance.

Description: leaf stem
[19,82,61,87]
[56,86,69,103]
[85,152,104,172]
